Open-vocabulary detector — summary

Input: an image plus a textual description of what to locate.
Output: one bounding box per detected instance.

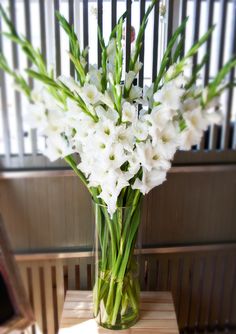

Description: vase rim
[92,199,139,209]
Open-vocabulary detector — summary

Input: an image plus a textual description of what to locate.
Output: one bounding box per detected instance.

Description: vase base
[96,314,139,330]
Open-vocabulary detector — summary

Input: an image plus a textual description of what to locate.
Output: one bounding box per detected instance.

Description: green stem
[104,192,141,324]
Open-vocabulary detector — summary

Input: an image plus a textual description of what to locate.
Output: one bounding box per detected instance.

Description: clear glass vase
[93,199,141,330]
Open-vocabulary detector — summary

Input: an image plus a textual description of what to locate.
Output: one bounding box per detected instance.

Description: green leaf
[179,117,187,132]
[164,17,188,60]
[129,0,158,71]
[185,54,208,89]
[206,57,236,103]
[68,53,86,85]
[1,32,21,44]
[0,53,31,97]
[26,69,59,88]
[109,11,127,41]
[56,11,86,81]
[153,17,188,92]
[172,35,185,63]
[153,57,169,92]
[97,25,106,50]
[0,4,18,37]
[185,25,215,59]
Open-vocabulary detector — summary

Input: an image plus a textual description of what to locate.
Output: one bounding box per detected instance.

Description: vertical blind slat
[0,17,11,161]
[9,0,24,163]
[203,0,214,150]
[152,0,159,82]
[217,0,227,71]
[204,0,214,87]
[223,0,236,150]
[83,0,89,70]
[192,0,201,71]
[97,0,103,68]
[39,0,47,61]
[24,0,37,158]
[191,0,202,150]
[209,0,227,150]
[111,0,117,30]
[180,0,187,57]
[69,0,75,77]
[24,0,32,80]
[167,0,173,44]
[54,0,61,76]
[125,0,132,73]
[138,0,146,88]
[39,0,47,164]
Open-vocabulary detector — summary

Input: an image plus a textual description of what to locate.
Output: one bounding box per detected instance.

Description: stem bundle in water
[93,190,142,330]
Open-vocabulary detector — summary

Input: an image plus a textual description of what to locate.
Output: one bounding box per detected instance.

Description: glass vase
[93,199,141,330]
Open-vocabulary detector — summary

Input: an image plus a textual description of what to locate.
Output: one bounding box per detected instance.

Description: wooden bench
[59,291,179,334]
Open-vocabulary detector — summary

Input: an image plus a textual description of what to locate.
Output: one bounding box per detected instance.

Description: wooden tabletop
[59,291,179,334]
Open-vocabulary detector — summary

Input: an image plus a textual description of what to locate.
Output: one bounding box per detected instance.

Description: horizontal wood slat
[15,243,236,262]
[1,164,236,180]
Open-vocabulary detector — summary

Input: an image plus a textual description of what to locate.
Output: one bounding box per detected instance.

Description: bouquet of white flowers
[0,1,235,330]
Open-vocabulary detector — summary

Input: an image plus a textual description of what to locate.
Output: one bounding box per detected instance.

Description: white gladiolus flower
[132,168,167,194]
[99,91,115,109]
[58,75,80,93]
[25,103,47,132]
[96,170,131,216]
[43,89,64,110]
[43,109,65,136]
[125,71,136,89]
[67,98,83,115]
[31,86,44,103]
[182,98,200,112]
[143,84,154,102]
[128,154,140,175]
[75,116,96,134]
[202,87,208,105]
[165,65,188,87]
[172,73,187,88]
[96,105,119,123]
[145,105,173,131]
[129,86,142,101]
[122,102,137,123]
[132,120,149,141]
[204,109,222,125]
[107,38,116,56]
[134,61,143,74]
[98,190,117,216]
[153,82,184,110]
[97,119,117,141]
[136,141,170,172]
[108,72,114,85]
[82,84,100,104]
[135,142,154,171]
[88,65,102,90]
[115,85,121,97]
[156,122,179,160]
[183,109,208,132]
[165,64,176,79]
[101,143,127,170]
[116,125,134,152]
[43,134,74,161]
[178,127,202,150]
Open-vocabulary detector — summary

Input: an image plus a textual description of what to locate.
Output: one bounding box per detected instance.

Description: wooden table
[59,291,179,334]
